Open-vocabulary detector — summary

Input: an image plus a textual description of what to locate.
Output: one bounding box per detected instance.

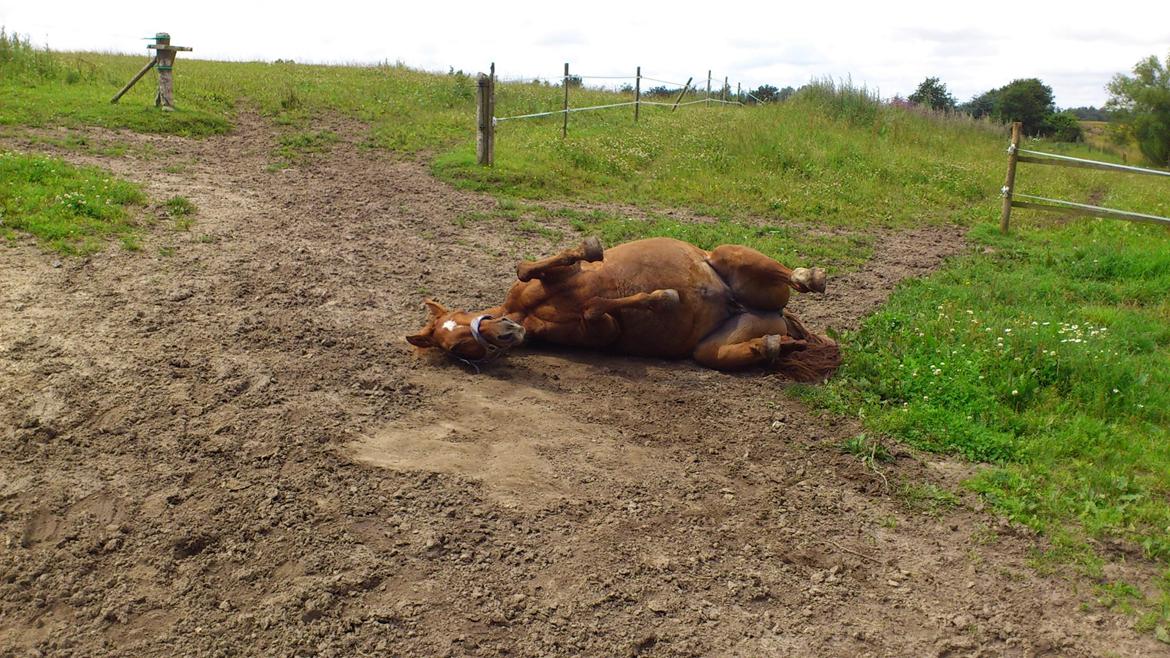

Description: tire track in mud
[1,119,1164,657]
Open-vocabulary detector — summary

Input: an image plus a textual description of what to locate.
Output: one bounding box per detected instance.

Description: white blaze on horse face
[441,320,457,333]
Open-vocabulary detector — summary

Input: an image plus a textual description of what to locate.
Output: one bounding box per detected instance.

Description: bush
[794,77,882,126]
[908,77,957,111]
[1046,111,1084,142]
[996,78,1056,136]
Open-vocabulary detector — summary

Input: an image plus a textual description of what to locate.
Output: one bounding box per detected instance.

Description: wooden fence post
[736,82,741,103]
[562,62,570,138]
[111,32,190,107]
[722,76,728,103]
[476,73,494,166]
[671,77,693,112]
[1000,121,1022,233]
[706,70,712,101]
[488,63,495,164]
[634,65,641,123]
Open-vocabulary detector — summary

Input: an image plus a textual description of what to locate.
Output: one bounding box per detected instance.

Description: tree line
[901,52,1170,165]
[728,51,1169,165]
[905,76,1084,141]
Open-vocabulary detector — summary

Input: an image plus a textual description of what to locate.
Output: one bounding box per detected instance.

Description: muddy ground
[1,118,1165,657]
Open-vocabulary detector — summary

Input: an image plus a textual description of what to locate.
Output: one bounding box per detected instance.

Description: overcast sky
[3,1,1168,108]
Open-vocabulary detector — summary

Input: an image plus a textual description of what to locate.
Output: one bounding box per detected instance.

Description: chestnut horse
[406,237,840,381]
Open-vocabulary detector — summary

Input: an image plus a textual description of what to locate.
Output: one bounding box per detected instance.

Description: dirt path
[1,120,1164,657]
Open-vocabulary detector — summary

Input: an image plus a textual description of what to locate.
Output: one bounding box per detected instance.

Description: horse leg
[706,244,825,311]
[582,289,679,320]
[523,314,621,348]
[516,237,604,282]
[691,311,807,371]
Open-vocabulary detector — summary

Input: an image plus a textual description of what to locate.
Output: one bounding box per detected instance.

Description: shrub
[1046,111,1084,142]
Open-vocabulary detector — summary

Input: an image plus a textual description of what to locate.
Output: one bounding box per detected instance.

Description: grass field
[801,215,1170,632]
[4,44,1161,230]
[3,30,1170,637]
[0,151,145,253]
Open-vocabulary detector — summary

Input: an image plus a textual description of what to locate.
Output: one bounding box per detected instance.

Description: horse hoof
[516,262,536,282]
[792,267,827,294]
[650,289,680,308]
[762,334,783,362]
[582,236,604,262]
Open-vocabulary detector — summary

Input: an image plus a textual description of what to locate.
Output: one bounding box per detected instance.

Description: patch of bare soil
[1,118,1165,657]
[788,224,969,333]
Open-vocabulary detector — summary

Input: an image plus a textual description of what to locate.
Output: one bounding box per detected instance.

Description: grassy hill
[4,44,1165,229]
[3,33,1170,636]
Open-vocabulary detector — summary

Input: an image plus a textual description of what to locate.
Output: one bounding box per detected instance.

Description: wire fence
[492,68,744,122]
[476,63,752,165]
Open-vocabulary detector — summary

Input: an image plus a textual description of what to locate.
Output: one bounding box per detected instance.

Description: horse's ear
[406,332,434,348]
[423,299,448,319]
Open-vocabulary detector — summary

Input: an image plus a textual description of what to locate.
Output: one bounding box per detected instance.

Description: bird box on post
[110,32,192,109]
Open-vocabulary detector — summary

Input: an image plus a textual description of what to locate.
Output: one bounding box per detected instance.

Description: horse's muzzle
[490,317,526,348]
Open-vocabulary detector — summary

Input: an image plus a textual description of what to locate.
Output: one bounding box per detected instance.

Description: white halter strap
[469,314,505,360]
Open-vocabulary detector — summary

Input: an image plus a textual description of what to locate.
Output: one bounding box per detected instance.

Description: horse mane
[774,311,842,383]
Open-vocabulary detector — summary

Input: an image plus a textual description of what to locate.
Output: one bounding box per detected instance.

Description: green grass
[270,129,340,169]
[164,195,197,230]
[797,217,1170,630]
[164,195,196,217]
[3,130,129,157]
[565,212,874,272]
[840,433,893,464]
[452,202,874,272]
[0,150,145,253]
[434,88,1003,227]
[899,482,963,517]
[2,43,1162,230]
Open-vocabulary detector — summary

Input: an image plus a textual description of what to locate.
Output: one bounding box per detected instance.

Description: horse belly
[598,240,732,357]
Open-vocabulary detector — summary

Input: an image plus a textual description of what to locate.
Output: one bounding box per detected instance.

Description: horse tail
[774,311,841,383]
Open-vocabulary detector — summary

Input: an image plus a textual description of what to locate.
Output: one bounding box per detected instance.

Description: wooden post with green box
[110,32,192,109]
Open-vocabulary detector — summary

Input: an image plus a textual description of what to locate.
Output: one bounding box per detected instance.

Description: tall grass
[0,28,60,80]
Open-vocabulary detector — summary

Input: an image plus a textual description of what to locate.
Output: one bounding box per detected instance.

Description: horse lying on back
[407,237,840,382]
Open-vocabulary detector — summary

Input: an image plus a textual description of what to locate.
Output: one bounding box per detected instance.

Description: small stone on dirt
[222,478,250,491]
[952,613,974,628]
[646,599,669,614]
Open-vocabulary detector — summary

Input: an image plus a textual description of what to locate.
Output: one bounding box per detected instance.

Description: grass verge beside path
[0,151,145,254]
[798,218,1170,634]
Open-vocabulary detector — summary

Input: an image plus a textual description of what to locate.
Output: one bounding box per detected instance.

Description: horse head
[406,299,526,364]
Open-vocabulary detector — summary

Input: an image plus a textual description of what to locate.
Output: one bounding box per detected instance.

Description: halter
[469,314,506,360]
[452,314,507,373]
